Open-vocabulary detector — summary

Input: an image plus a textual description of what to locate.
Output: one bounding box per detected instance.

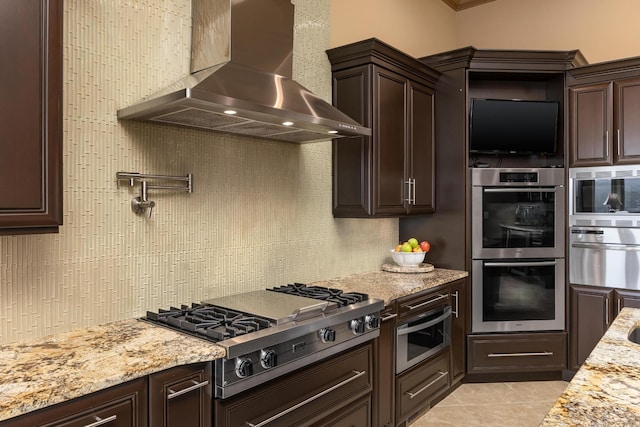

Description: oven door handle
[483,188,559,193]
[397,306,451,336]
[571,242,640,251]
[483,261,557,268]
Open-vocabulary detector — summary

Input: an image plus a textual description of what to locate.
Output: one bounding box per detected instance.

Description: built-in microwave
[569,165,640,227]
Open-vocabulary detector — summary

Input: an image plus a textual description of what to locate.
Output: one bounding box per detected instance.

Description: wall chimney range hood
[117,0,370,143]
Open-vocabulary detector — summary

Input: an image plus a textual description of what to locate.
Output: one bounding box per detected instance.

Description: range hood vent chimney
[117,0,370,143]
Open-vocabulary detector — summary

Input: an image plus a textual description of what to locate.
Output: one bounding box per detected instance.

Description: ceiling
[441,0,495,11]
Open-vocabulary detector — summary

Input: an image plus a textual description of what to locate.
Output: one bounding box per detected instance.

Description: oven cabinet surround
[1,378,148,427]
[326,38,440,218]
[568,284,640,371]
[400,47,584,272]
[567,57,640,167]
[149,363,212,427]
[214,342,373,427]
[0,0,63,235]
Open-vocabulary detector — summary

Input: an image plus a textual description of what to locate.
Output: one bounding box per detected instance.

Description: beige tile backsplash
[0,0,398,344]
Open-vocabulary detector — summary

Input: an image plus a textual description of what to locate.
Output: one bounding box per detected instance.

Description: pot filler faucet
[116,172,193,218]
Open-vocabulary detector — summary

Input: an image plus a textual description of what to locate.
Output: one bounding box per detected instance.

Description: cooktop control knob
[319,327,336,343]
[349,318,365,334]
[235,357,253,378]
[365,314,380,329]
[260,349,278,369]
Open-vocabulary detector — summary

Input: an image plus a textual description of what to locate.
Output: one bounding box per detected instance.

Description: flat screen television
[469,98,559,155]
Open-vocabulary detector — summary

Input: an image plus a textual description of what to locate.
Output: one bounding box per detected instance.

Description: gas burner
[269,283,369,307]
[145,303,271,342]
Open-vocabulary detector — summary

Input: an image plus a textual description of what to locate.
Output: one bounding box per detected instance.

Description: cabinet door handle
[618,297,622,314]
[618,128,621,156]
[406,371,448,399]
[245,370,366,427]
[167,379,209,400]
[452,291,459,318]
[606,130,609,157]
[405,293,448,311]
[487,351,553,358]
[405,179,413,204]
[412,178,416,205]
[83,415,117,427]
[605,297,610,326]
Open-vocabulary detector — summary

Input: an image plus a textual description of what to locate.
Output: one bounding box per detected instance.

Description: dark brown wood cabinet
[327,39,439,218]
[467,332,567,376]
[2,378,148,427]
[450,279,467,385]
[214,343,373,427]
[569,284,640,370]
[149,363,212,427]
[0,0,63,234]
[568,57,640,167]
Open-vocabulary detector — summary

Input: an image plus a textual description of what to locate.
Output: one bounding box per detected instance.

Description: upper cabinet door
[0,0,63,234]
[569,82,613,167]
[614,77,640,164]
[407,81,435,215]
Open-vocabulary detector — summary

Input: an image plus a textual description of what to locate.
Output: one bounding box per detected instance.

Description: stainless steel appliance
[471,168,565,259]
[570,226,640,289]
[144,284,383,398]
[471,168,566,333]
[569,165,640,227]
[471,259,565,333]
[117,0,370,143]
[396,293,451,373]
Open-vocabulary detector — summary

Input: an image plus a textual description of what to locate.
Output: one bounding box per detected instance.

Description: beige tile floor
[410,381,568,427]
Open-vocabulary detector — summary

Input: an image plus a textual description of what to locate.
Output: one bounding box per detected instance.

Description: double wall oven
[471,168,565,333]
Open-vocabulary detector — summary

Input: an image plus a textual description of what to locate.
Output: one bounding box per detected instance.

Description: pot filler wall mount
[116,0,371,143]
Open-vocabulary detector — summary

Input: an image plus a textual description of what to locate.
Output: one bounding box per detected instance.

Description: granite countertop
[0,266,467,423]
[540,307,640,426]
[0,319,225,422]
[311,267,469,306]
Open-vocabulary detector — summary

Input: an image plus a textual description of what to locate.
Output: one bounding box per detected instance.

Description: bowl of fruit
[391,238,431,267]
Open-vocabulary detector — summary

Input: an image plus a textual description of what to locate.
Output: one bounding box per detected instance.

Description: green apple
[407,237,419,249]
[400,243,413,252]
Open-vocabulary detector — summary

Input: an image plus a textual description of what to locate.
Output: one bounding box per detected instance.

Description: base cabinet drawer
[396,350,450,426]
[311,396,371,427]
[468,332,567,374]
[2,378,148,427]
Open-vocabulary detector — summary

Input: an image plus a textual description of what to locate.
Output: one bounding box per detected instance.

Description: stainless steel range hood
[117,0,370,143]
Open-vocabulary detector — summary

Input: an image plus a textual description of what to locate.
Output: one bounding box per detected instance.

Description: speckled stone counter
[311,268,468,306]
[0,319,225,422]
[540,307,640,426]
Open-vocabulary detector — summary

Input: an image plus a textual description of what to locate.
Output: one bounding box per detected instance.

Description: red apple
[419,241,430,252]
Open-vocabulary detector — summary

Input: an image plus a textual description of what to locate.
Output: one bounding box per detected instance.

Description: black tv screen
[469,99,559,155]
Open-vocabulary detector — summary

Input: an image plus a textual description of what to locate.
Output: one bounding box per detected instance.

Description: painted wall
[330,0,458,57]
[457,0,640,63]
[0,0,398,345]
[331,0,640,64]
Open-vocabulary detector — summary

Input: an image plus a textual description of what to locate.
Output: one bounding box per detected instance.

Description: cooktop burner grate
[268,283,368,307]
[145,303,272,342]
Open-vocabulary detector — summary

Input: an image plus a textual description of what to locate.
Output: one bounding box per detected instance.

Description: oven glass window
[482,188,556,249]
[482,262,556,322]
[574,177,640,214]
[406,310,447,360]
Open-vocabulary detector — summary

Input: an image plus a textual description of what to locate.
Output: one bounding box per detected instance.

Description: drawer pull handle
[83,415,117,427]
[406,294,448,311]
[167,379,209,400]
[245,370,366,427]
[406,371,448,399]
[381,313,398,322]
[452,291,459,318]
[487,351,553,358]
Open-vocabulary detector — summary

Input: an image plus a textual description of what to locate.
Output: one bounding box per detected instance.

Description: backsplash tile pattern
[0,0,398,344]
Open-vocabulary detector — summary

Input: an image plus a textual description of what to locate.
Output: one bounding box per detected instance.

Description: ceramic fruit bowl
[390,249,426,267]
